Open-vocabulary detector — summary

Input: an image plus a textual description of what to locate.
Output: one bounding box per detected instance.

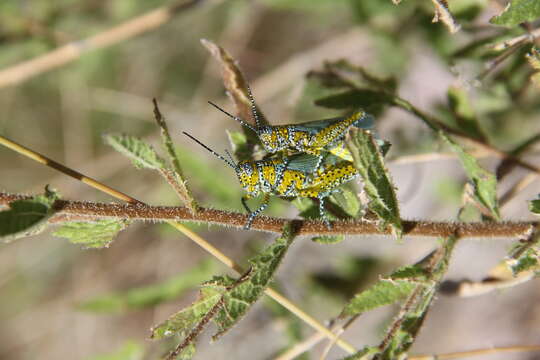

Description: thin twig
[0,192,535,238]
[409,345,540,359]
[500,173,538,208]
[0,135,141,204]
[0,0,211,88]
[0,137,356,354]
[153,99,198,213]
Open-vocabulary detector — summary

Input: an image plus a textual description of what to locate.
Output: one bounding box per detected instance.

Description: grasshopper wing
[285,153,321,172]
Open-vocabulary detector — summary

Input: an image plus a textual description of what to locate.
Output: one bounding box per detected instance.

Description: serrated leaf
[104,134,165,170]
[212,226,296,339]
[348,130,403,239]
[530,197,540,215]
[311,235,344,244]
[86,340,143,360]
[0,189,58,242]
[342,280,416,316]
[151,286,223,340]
[378,236,458,359]
[490,0,540,26]
[440,132,500,220]
[341,264,425,316]
[151,225,296,346]
[79,261,216,313]
[53,220,128,249]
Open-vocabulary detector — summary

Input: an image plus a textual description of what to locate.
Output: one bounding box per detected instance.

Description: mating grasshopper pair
[185,88,373,229]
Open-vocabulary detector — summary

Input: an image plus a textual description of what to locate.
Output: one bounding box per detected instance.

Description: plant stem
[0,192,535,238]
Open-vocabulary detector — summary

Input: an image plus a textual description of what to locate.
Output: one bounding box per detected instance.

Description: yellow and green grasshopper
[183,132,359,229]
[208,88,374,167]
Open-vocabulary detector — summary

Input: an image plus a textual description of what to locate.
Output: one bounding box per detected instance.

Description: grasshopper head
[236,161,260,195]
[258,126,282,153]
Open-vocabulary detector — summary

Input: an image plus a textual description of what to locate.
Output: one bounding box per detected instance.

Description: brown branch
[1,192,535,238]
[0,0,210,88]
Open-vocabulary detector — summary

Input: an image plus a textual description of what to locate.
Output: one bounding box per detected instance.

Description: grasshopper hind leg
[244,193,271,230]
[317,195,332,229]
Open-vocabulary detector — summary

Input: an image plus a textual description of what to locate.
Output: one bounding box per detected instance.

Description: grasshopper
[208,86,374,166]
[183,132,359,229]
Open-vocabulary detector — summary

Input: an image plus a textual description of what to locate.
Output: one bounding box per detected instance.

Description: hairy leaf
[212,225,296,339]
[348,130,402,239]
[104,134,165,170]
[331,187,361,217]
[151,285,223,340]
[151,225,296,347]
[440,132,500,220]
[0,189,58,242]
[53,220,128,249]
[342,280,416,316]
[379,236,458,359]
[87,340,143,360]
[341,264,425,316]
[79,261,216,312]
[490,0,540,26]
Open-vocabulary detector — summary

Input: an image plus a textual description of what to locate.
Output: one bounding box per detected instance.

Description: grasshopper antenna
[224,149,238,167]
[208,101,257,133]
[245,83,262,129]
[183,131,238,170]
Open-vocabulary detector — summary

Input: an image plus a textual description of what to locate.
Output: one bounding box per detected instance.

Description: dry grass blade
[430,0,460,33]
[0,0,210,88]
[201,38,268,126]
[0,136,356,355]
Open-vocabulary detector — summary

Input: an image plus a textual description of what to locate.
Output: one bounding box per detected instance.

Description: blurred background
[0,0,539,359]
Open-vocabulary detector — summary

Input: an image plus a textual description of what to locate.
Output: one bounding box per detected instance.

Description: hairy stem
[1,192,535,238]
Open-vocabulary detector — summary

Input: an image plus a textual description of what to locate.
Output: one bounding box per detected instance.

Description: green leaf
[447,86,484,140]
[0,188,58,242]
[212,225,296,339]
[490,0,540,26]
[53,220,128,249]
[104,134,165,170]
[348,130,403,239]
[440,132,500,220]
[79,260,216,312]
[530,197,540,215]
[314,89,393,110]
[86,340,143,360]
[379,236,458,359]
[341,279,416,316]
[311,235,344,244]
[150,285,223,340]
[340,265,426,316]
[151,225,296,344]
[330,187,361,217]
